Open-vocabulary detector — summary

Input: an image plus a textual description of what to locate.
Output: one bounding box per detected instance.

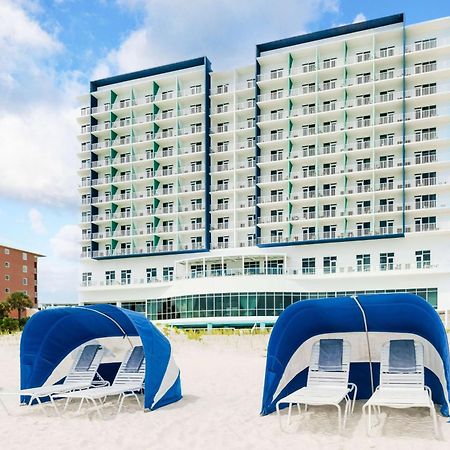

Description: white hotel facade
[78,14,450,327]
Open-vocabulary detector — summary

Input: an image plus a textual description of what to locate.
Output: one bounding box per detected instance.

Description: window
[415,83,436,97]
[416,250,431,269]
[379,68,394,80]
[105,270,115,286]
[81,272,91,286]
[322,58,337,69]
[324,256,337,274]
[414,128,436,142]
[379,46,395,58]
[356,51,371,62]
[356,72,371,84]
[22,265,28,273]
[415,105,436,119]
[4,248,9,255]
[23,278,28,286]
[121,270,131,285]
[270,229,283,243]
[414,61,436,74]
[414,38,436,51]
[302,62,316,72]
[379,90,394,102]
[4,275,9,281]
[217,84,229,94]
[356,94,371,106]
[270,68,284,79]
[217,236,229,249]
[414,216,436,232]
[414,194,436,209]
[163,267,174,281]
[380,253,394,271]
[190,84,202,94]
[22,252,28,261]
[379,220,394,234]
[356,254,370,272]
[146,268,157,282]
[302,258,315,275]
[4,262,10,268]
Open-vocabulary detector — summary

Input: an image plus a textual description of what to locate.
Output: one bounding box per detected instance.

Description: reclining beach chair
[276,339,356,431]
[20,344,106,411]
[363,339,438,437]
[60,345,146,417]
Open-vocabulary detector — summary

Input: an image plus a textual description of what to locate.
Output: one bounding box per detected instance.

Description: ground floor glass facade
[117,288,437,321]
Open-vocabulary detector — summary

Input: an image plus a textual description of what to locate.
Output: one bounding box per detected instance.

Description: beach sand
[0,332,448,450]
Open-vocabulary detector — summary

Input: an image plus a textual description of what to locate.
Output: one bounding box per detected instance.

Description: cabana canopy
[20,304,181,411]
[261,293,450,416]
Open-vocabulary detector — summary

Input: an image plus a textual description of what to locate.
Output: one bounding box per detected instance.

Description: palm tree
[5,292,33,321]
[0,301,11,319]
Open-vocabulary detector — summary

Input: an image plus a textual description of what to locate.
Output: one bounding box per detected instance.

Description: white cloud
[29,208,47,235]
[95,0,340,76]
[0,0,82,207]
[50,224,80,261]
[38,258,79,303]
[38,223,80,304]
[353,13,366,24]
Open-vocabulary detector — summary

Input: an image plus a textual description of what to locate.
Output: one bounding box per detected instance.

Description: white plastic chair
[20,344,106,412]
[276,339,356,431]
[60,346,146,417]
[363,339,438,437]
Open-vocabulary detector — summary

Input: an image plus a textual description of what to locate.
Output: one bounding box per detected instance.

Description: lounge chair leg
[77,397,85,413]
[91,398,102,418]
[430,405,439,438]
[336,404,342,432]
[276,403,283,431]
[64,397,71,412]
[49,395,60,417]
[287,403,292,426]
[118,394,125,414]
[134,393,141,408]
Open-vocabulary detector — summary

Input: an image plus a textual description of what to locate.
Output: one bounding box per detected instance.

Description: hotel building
[0,245,44,311]
[78,14,450,327]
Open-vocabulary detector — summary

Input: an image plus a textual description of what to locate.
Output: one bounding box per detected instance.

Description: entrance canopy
[21,304,181,411]
[261,293,450,416]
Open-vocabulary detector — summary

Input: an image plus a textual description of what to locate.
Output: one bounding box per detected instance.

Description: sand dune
[0,333,448,450]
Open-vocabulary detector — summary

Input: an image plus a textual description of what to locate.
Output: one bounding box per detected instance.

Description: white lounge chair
[363,339,438,437]
[60,345,146,417]
[20,344,106,411]
[276,339,356,431]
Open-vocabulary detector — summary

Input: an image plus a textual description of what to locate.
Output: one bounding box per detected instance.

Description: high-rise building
[78,14,450,327]
[0,244,44,311]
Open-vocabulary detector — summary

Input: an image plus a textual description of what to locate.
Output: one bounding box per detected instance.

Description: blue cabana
[20,304,182,411]
[261,293,450,416]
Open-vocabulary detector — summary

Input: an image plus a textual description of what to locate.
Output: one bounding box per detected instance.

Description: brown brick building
[0,244,44,310]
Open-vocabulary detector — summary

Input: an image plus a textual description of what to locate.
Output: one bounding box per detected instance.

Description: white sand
[0,332,449,450]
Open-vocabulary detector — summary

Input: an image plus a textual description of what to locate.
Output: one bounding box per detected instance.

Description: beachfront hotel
[77,14,450,328]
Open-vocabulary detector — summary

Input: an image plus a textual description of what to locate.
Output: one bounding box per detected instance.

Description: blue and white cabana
[261,293,450,416]
[20,304,182,411]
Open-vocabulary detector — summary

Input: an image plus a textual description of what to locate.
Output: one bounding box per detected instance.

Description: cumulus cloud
[50,224,80,261]
[0,0,82,207]
[37,223,80,304]
[353,13,367,24]
[29,208,47,235]
[38,258,79,303]
[94,0,340,76]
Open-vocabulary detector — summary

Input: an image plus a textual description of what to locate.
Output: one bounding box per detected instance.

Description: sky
[0,0,448,304]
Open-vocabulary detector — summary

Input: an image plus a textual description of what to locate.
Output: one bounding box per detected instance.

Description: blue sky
[0,0,448,303]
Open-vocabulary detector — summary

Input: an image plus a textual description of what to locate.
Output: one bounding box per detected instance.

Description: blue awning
[261,293,450,416]
[20,304,182,411]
